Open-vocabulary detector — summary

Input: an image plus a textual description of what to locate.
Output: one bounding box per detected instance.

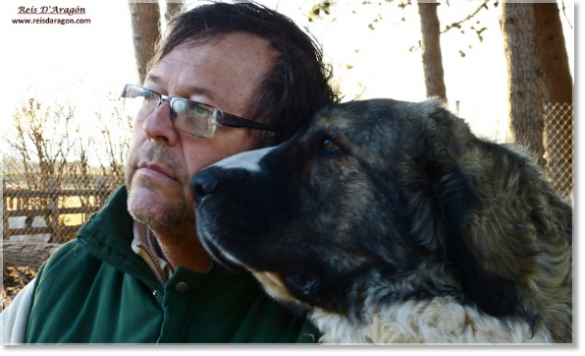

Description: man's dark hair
[149,1,339,146]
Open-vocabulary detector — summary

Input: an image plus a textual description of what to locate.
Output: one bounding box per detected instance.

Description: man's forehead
[145,73,215,97]
[142,32,275,117]
[149,34,273,77]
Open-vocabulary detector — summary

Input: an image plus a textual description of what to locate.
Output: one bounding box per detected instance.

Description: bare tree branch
[5,98,76,191]
[442,0,490,34]
[560,0,573,29]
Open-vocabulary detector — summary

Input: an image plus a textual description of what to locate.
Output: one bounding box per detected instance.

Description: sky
[0,0,575,148]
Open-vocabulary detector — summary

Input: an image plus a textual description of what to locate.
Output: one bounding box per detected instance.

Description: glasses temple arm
[218,114,274,131]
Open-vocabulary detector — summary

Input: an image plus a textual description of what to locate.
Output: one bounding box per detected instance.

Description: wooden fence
[2,181,114,242]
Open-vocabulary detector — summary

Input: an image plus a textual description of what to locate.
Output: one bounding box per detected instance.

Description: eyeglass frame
[121,84,274,138]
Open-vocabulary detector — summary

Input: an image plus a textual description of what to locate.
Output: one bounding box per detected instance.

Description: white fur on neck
[310,297,552,344]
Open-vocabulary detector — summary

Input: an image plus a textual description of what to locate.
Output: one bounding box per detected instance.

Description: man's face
[125,33,275,233]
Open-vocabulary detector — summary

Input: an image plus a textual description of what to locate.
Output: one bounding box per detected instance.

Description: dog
[190,98,572,344]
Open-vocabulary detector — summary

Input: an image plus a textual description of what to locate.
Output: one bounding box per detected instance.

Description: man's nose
[190,168,219,204]
[142,101,179,145]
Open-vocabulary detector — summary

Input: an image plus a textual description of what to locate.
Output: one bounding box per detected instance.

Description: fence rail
[2,183,115,243]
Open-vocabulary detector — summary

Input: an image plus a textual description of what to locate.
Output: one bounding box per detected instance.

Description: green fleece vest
[26,186,319,344]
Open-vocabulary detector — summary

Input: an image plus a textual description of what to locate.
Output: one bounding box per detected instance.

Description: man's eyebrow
[145,74,163,86]
[184,85,216,101]
[145,74,216,101]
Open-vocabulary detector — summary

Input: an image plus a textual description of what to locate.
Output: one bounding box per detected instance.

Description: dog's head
[191,99,571,324]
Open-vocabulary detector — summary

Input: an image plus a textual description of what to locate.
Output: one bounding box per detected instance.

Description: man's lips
[138,162,177,181]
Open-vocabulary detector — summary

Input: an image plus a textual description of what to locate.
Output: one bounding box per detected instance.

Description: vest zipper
[134,242,170,285]
[76,238,164,293]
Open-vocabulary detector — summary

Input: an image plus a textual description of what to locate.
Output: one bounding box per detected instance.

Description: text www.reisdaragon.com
[12,17,91,25]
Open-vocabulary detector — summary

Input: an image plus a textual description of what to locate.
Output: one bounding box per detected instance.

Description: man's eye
[189,104,209,118]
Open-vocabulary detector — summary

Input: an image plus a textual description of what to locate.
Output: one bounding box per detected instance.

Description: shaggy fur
[191,98,572,344]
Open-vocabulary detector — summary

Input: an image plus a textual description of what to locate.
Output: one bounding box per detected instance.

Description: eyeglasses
[120,84,273,138]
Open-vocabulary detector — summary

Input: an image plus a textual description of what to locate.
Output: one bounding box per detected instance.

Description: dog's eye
[320,137,340,153]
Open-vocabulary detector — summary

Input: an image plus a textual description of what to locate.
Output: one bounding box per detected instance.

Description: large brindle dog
[190,99,572,344]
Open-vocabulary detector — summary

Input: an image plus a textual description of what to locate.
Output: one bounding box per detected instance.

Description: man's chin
[127,184,192,230]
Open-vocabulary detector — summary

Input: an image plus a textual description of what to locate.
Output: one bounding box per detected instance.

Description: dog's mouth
[193,177,324,312]
[198,219,322,310]
[200,231,322,301]
[197,230,248,273]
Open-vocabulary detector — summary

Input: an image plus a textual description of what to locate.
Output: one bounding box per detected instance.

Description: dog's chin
[198,234,248,273]
[212,251,248,273]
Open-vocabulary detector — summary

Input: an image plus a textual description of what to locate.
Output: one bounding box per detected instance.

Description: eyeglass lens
[122,85,215,137]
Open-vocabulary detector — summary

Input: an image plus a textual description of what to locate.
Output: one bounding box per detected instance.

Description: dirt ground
[2,264,38,310]
[2,241,59,310]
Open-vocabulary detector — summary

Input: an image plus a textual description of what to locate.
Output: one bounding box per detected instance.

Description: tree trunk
[534,2,573,199]
[128,2,161,85]
[500,3,546,168]
[534,3,573,104]
[417,0,447,103]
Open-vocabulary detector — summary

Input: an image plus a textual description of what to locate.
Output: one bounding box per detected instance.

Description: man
[1,2,337,343]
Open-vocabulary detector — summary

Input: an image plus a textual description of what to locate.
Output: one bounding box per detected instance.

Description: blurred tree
[5,98,76,241]
[6,98,75,192]
[4,94,136,240]
[307,1,493,103]
[417,0,447,103]
[500,1,573,178]
[534,2,573,197]
[128,1,161,85]
[128,1,184,85]
[94,94,134,185]
[534,3,572,106]
[500,3,544,166]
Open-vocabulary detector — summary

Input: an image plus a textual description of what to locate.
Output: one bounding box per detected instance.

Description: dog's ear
[430,158,517,317]
[404,104,518,317]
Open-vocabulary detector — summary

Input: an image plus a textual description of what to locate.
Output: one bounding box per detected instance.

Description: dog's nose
[190,169,219,204]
